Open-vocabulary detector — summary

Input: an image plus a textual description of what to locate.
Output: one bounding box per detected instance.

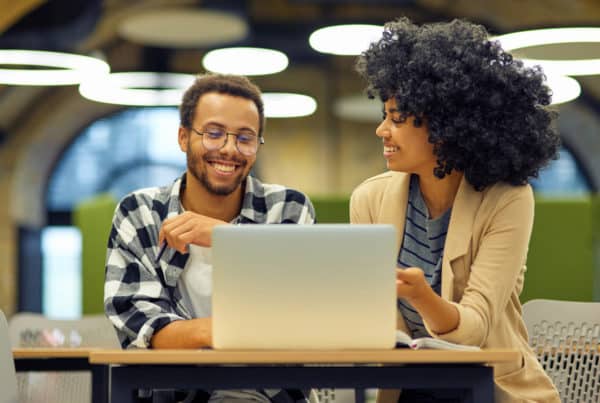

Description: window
[531,147,591,197]
[42,107,185,318]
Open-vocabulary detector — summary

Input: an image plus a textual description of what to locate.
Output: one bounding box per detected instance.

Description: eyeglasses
[190,127,264,156]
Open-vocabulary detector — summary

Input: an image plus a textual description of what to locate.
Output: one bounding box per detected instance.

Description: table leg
[91,364,109,403]
[466,366,494,403]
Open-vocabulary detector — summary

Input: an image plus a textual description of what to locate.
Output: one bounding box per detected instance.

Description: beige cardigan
[350,171,559,403]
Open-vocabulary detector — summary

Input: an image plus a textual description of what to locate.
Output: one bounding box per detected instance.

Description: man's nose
[220,133,238,154]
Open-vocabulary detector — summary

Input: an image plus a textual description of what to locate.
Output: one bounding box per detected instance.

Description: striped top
[397,175,451,338]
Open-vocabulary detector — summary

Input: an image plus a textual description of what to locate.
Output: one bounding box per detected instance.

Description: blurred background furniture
[0,309,18,403]
[522,299,600,403]
[8,312,118,403]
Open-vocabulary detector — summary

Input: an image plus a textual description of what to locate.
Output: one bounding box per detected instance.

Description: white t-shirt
[177,245,213,318]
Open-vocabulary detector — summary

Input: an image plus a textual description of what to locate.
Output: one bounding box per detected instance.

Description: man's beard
[187,147,248,196]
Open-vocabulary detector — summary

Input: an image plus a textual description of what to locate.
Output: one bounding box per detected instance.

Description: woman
[350,18,561,402]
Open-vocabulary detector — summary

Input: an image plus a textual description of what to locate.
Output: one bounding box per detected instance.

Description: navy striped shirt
[397,175,451,338]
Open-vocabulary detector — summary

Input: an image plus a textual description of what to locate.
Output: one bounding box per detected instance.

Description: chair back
[8,312,119,403]
[8,312,120,348]
[522,299,600,403]
[0,309,18,403]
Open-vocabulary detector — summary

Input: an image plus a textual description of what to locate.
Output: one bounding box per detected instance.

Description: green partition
[311,197,350,223]
[73,193,117,314]
[75,193,599,315]
[593,196,600,301]
[522,197,595,302]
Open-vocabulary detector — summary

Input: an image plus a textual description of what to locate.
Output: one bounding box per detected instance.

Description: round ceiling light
[545,74,581,105]
[494,27,600,76]
[79,72,195,106]
[262,93,317,118]
[202,47,289,76]
[333,95,381,122]
[309,24,383,55]
[0,50,110,86]
[118,8,248,47]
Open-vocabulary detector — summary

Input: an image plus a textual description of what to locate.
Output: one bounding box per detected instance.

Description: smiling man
[104,74,315,403]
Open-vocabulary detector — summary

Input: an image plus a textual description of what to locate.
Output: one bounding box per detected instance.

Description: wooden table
[13,348,109,403]
[90,348,521,403]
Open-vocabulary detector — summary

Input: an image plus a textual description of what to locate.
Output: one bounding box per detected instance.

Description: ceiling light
[309,24,383,55]
[494,28,600,76]
[202,47,288,76]
[0,50,110,86]
[333,95,381,122]
[79,72,195,106]
[545,74,581,105]
[118,8,248,47]
[262,93,317,118]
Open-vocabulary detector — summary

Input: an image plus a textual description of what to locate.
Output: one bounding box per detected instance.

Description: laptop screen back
[211,224,397,349]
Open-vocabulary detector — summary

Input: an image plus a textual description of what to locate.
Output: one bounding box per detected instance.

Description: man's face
[375,98,436,175]
[179,92,260,196]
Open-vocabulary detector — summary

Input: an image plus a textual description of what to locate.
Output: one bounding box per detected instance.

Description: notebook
[211,224,397,350]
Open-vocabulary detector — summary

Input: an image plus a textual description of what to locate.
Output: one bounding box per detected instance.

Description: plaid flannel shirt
[104,173,315,402]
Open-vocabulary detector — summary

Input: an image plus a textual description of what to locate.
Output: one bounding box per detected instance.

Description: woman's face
[376,98,436,175]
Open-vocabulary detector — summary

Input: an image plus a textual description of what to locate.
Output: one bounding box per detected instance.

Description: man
[104,74,315,403]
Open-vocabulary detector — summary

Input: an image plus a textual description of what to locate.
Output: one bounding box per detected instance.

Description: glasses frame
[190,127,264,156]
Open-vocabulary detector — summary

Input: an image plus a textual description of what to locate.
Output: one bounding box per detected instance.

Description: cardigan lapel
[441,176,483,299]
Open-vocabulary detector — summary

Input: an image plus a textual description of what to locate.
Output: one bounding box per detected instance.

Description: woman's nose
[375,120,388,138]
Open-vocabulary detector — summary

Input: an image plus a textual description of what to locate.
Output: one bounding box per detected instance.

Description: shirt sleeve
[424,186,534,345]
[104,196,184,349]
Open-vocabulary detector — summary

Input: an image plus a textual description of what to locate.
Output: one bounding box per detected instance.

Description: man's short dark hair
[180,73,265,137]
[356,17,561,191]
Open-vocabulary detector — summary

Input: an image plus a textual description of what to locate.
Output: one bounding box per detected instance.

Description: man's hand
[396,267,432,304]
[158,212,228,253]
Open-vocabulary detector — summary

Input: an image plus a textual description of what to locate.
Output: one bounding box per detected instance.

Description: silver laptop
[212,224,397,349]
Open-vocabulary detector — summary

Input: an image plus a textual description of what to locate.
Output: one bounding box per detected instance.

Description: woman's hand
[158,212,228,253]
[397,267,460,334]
[396,267,432,303]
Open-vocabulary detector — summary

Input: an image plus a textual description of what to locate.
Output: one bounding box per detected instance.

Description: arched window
[530,146,592,196]
[43,107,184,318]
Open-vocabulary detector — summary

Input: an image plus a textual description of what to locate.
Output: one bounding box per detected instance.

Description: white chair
[522,299,600,403]
[0,309,18,403]
[8,312,120,403]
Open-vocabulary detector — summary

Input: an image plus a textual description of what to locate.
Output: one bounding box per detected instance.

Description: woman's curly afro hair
[356,17,561,191]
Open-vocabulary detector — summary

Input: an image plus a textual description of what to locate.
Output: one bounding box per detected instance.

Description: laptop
[211,224,397,349]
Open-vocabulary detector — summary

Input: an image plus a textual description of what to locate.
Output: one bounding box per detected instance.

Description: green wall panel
[73,193,117,314]
[521,198,594,302]
[75,194,599,314]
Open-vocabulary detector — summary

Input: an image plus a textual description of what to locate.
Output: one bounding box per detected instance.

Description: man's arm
[150,317,212,348]
[105,193,185,349]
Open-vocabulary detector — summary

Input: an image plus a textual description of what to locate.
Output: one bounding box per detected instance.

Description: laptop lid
[212,224,397,349]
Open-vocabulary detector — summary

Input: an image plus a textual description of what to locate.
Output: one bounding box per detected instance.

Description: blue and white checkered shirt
[104,173,315,403]
[105,173,315,348]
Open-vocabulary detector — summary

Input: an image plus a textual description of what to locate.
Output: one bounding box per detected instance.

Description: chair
[0,309,18,403]
[8,312,120,403]
[522,299,600,403]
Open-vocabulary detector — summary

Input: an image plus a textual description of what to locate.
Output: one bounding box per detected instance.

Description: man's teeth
[384,146,398,153]
[212,163,235,172]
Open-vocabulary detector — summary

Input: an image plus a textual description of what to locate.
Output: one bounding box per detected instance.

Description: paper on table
[395,330,481,351]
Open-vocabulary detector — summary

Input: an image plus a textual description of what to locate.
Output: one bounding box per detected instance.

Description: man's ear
[178,126,188,152]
